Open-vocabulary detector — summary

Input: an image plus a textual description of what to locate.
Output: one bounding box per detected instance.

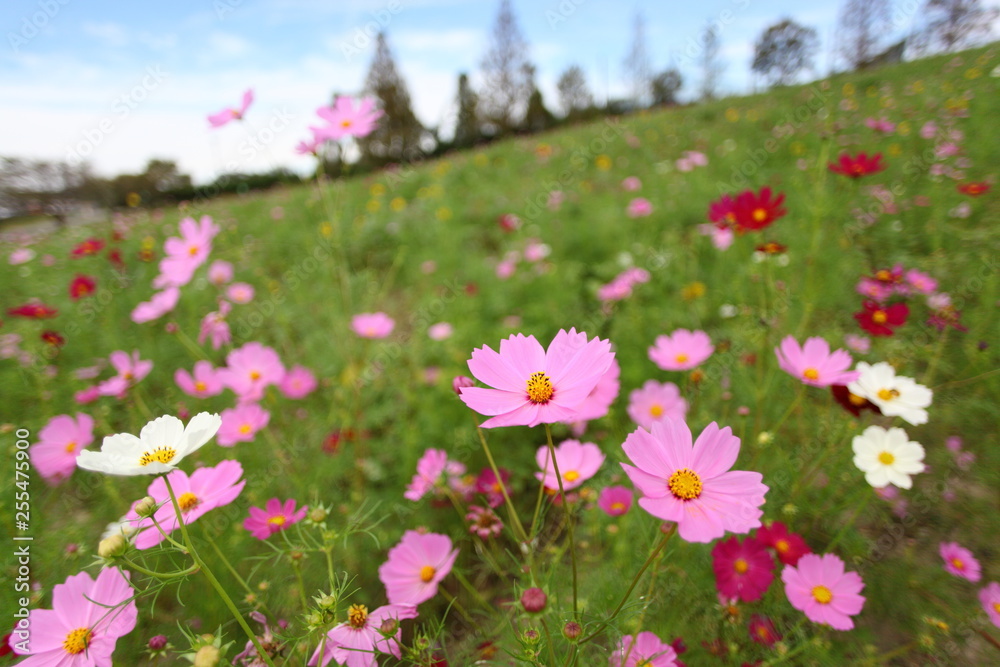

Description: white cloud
[207,31,252,59]
[81,21,130,48]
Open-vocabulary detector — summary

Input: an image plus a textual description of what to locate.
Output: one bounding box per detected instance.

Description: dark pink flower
[244,498,308,540]
[712,536,775,602]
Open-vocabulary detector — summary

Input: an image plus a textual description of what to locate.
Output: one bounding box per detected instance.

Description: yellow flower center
[752,208,767,222]
[250,370,261,381]
[812,585,833,604]
[340,119,353,128]
[194,381,207,392]
[675,353,689,364]
[775,539,790,553]
[188,245,199,256]
[611,502,625,512]
[734,558,749,574]
[420,565,436,583]
[563,470,580,482]
[63,627,92,654]
[649,404,664,417]
[951,557,965,570]
[994,602,1000,614]
[875,270,892,282]
[668,468,703,500]
[267,515,286,526]
[239,424,252,434]
[139,447,177,467]
[878,451,895,465]
[64,440,77,453]
[178,492,200,512]
[802,368,820,381]
[877,388,900,401]
[757,625,770,639]
[526,371,554,404]
[348,604,368,628]
[872,310,888,324]
[848,392,868,406]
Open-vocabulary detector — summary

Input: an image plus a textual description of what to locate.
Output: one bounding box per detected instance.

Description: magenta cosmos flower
[244,498,308,540]
[351,312,395,339]
[940,542,981,582]
[648,329,713,371]
[535,439,605,491]
[175,360,224,399]
[460,328,614,428]
[781,553,865,631]
[130,287,180,324]
[609,631,678,667]
[598,485,633,516]
[627,380,688,430]
[621,418,768,543]
[208,88,253,127]
[154,216,220,289]
[626,197,653,218]
[308,603,417,667]
[312,96,384,141]
[712,536,775,602]
[404,448,449,501]
[30,413,94,485]
[774,336,860,387]
[219,342,286,402]
[217,403,270,446]
[279,365,318,399]
[980,582,1000,629]
[757,521,811,566]
[126,460,246,549]
[379,531,459,606]
[11,567,138,667]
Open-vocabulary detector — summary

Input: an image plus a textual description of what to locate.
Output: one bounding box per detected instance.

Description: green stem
[121,558,198,580]
[541,618,559,667]
[544,424,578,619]
[174,325,209,361]
[825,487,871,553]
[475,424,529,545]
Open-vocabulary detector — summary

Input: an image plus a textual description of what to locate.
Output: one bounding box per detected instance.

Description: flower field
[1,44,999,666]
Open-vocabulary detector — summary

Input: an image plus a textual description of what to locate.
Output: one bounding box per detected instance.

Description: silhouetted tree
[651,69,684,106]
[752,19,819,86]
[453,73,480,149]
[837,0,892,69]
[360,32,425,164]
[699,24,723,100]
[480,0,533,134]
[556,65,594,119]
[522,65,556,132]
[623,11,652,106]
[921,0,998,51]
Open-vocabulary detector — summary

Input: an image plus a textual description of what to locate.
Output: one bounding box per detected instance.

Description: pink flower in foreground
[219,342,285,402]
[404,448,449,501]
[218,403,270,446]
[627,197,653,218]
[308,603,417,667]
[535,439,605,491]
[598,485,633,516]
[649,329,714,371]
[126,460,245,549]
[279,365,318,399]
[774,336,860,387]
[712,536,775,602]
[208,88,253,127]
[621,418,768,543]
[11,568,138,667]
[175,360,225,399]
[460,328,614,428]
[351,312,395,339]
[244,498,308,540]
[980,582,1000,629]
[131,287,181,324]
[570,357,621,423]
[626,380,688,430]
[379,530,459,606]
[782,553,865,630]
[29,413,94,485]
[940,542,981,582]
[312,96,384,141]
[609,631,678,667]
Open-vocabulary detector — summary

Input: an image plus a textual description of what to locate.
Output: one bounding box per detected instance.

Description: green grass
[2,44,999,666]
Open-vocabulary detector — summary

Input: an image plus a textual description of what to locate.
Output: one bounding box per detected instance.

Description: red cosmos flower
[748,615,781,647]
[756,521,811,566]
[707,194,738,226]
[71,237,105,257]
[854,300,908,336]
[498,213,520,232]
[828,152,886,178]
[830,384,880,417]
[732,187,787,231]
[957,182,989,196]
[108,248,125,270]
[712,536,775,602]
[755,241,787,255]
[7,302,58,319]
[69,274,96,300]
[40,330,65,347]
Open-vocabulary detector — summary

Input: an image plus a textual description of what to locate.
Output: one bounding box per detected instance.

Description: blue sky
[0,0,951,183]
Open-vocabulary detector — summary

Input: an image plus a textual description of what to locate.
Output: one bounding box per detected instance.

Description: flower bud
[452,376,474,395]
[134,496,158,518]
[148,635,168,650]
[378,618,399,637]
[520,587,547,614]
[98,534,127,559]
[523,629,540,645]
[562,622,582,641]
[308,506,328,523]
[193,645,220,667]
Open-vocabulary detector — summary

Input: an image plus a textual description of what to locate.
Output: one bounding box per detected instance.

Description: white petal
[180,412,222,457]
[139,415,185,448]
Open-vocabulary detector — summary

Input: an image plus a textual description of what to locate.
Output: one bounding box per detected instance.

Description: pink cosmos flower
[226,282,255,304]
[379,531,459,606]
[351,312,395,339]
[757,521,811,566]
[175,360,224,399]
[279,365,317,399]
[29,413,94,485]
[621,176,642,191]
[11,568,138,667]
[243,498,308,540]
[920,121,937,139]
[864,117,895,133]
[208,88,253,127]
[843,334,870,354]
[570,357,621,423]
[699,223,735,250]
[97,350,152,397]
[980,582,1000,629]
[199,301,232,349]
[781,553,865,631]
[685,150,708,166]
[649,329,714,371]
[131,287,180,324]
[219,342,286,402]
[208,259,234,286]
[125,460,246,549]
[154,216,220,288]
[75,386,101,404]
[404,448,449,501]
[712,536,775,602]
[312,96,384,141]
[496,258,517,280]
[940,542,981,582]
[308,603,417,667]
[475,467,511,508]
[627,198,653,218]
[609,631,678,667]
[524,240,551,262]
[774,336,860,387]
[428,322,453,340]
[466,505,503,538]
[905,269,938,294]
[598,485,633,516]
[9,247,35,265]
[218,403,271,446]
[535,439,605,491]
[460,328,615,428]
[295,136,321,155]
[621,418,768,543]
[626,380,688,430]
[598,268,649,302]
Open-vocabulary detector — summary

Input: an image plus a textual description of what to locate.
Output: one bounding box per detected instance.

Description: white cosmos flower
[852,425,925,489]
[847,361,932,425]
[77,413,222,476]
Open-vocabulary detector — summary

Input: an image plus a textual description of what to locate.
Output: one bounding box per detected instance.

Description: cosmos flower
[218,342,286,402]
[939,542,981,582]
[649,329,714,371]
[208,88,253,127]
[957,181,989,196]
[598,486,634,516]
[71,237,105,257]
[69,274,96,300]
[130,287,180,324]
[312,96,384,141]
[854,301,909,337]
[76,413,221,476]
[217,403,271,446]
[712,536,775,602]
[243,498,308,540]
[756,521,811,566]
[979,583,1000,629]
[782,553,865,630]
[828,152,885,178]
[609,631,678,667]
[30,413,94,485]
[404,449,449,502]
[732,187,787,231]
[848,362,932,425]
[379,531,459,606]
[535,439,605,491]
[351,312,395,339]
[626,380,688,430]
[774,336,859,387]
[7,302,58,319]
[174,360,224,399]
[851,425,925,489]
[308,603,417,667]
[279,365,318,399]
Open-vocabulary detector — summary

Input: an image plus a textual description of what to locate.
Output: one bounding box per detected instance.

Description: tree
[699,24,723,101]
[921,0,998,52]
[752,19,820,86]
[651,69,684,106]
[556,65,594,119]
[452,73,480,149]
[359,32,425,164]
[479,0,533,134]
[623,11,652,106]
[522,65,556,133]
[837,0,892,69]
